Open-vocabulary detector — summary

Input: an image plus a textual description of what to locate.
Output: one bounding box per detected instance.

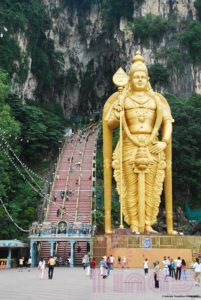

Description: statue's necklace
[129,95,150,106]
[129,96,150,123]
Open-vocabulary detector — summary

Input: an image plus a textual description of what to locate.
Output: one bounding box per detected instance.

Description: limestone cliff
[11,0,201,117]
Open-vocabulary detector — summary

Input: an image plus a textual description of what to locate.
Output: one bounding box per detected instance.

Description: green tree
[148,63,169,88]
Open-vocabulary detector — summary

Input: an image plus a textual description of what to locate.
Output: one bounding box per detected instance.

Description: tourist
[153,260,160,288]
[100,257,105,277]
[85,256,90,276]
[110,255,114,270]
[81,254,86,269]
[169,258,175,278]
[58,256,62,267]
[48,256,56,279]
[106,257,112,276]
[193,258,201,286]
[143,258,149,276]
[27,257,32,271]
[57,208,60,217]
[38,258,45,279]
[175,257,182,280]
[53,192,57,202]
[167,256,171,276]
[60,190,65,199]
[181,259,187,280]
[118,256,121,269]
[122,256,127,269]
[67,257,71,267]
[90,258,96,278]
[103,255,107,263]
[162,256,169,278]
[19,257,24,272]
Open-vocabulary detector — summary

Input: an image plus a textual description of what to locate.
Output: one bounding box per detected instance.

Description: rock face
[12,0,201,116]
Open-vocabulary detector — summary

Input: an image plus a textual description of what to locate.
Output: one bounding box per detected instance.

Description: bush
[132,14,175,45]
[194,0,201,20]
[178,20,201,62]
[148,63,169,88]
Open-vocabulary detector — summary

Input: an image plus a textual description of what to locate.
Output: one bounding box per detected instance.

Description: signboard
[143,237,151,248]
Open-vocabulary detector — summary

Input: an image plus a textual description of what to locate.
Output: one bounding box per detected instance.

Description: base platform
[92,234,201,268]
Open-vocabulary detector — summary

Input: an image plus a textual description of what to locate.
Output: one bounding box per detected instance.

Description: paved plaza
[0,267,200,300]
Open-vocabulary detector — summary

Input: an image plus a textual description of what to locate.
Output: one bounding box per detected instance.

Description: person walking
[48,256,56,279]
[175,257,182,280]
[162,256,169,279]
[82,254,88,270]
[106,257,112,276]
[193,258,201,286]
[27,257,32,271]
[170,258,175,278]
[122,256,127,269]
[181,259,187,280]
[90,258,96,279]
[19,257,24,272]
[38,258,46,279]
[85,256,90,276]
[144,258,149,277]
[153,260,160,288]
[110,255,114,270]
[118,256,121,269]
[100,257,105,277]
[167,256,171,276]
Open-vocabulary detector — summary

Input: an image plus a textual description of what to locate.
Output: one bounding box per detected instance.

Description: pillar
[49,241,55,257]
[6,248,12,268]
[70,241,75,268]
[30,241,36,267]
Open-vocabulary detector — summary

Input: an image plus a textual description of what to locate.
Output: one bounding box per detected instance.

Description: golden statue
[103,51,177,235]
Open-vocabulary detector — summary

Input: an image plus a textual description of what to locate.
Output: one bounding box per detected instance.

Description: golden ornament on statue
[112,67,129,88]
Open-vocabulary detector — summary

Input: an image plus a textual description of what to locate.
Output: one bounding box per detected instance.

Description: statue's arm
[155,92,174,145]
[161,105,174,145]
[161,119,172,145]
[105,99,120,130]
[150,96,173,154]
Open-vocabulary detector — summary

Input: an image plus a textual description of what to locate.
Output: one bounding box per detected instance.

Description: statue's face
[131,71,148,91]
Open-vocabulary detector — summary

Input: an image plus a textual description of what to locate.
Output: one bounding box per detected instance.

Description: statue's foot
[167,230,178,235]
[131,225,140,235]
[145,225,158,234]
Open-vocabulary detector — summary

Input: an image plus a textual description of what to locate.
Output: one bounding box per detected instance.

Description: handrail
[61,135,79,214]
[74,133,89,223]
[90,128,98,225]
[45,138,67,220]
[75,124,99,223]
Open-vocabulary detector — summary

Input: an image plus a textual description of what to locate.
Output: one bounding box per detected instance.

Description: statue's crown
[129,51,148,76]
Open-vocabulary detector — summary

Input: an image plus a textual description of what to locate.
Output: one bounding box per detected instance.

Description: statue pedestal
[93,234,201,268]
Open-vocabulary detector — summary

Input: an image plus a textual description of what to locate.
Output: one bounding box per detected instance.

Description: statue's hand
[113,103,124,119]
[150,141,167,154]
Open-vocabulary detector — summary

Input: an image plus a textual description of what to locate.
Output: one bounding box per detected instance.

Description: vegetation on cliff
[0,69,66,239]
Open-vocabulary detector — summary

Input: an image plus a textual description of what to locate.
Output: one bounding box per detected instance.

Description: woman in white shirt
[38,258,46,279]
[144,258,149,276]
[122,256,127,269]
[162,256,169,278]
